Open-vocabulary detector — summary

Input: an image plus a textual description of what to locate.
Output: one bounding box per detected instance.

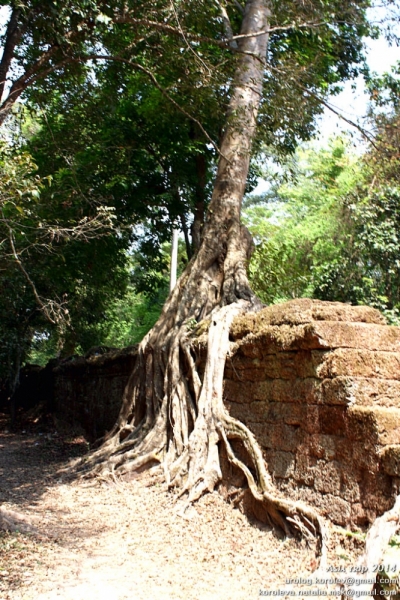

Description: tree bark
[191,153,206,254]
[78,0,328,564]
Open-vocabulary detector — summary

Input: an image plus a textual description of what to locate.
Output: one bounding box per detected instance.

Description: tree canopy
[244,69,400,322]
[0,0,382,376]
[0,0,395,374]
[2,0,400,557]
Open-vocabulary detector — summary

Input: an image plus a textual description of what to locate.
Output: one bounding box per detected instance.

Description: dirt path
[0,416,363,600]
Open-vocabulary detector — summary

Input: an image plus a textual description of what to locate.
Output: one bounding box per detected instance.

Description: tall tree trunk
[79,0,327,564]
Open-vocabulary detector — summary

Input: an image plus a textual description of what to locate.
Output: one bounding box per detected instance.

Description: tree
[244,137,362,304]
[73,0,379,563]
[1,0,384,558]
[26,66,218,263]
[244,90,400,323]
[0,137,129,402]
[314,67,400,321]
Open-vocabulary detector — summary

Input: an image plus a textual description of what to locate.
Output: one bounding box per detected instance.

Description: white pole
[170,228,178,292]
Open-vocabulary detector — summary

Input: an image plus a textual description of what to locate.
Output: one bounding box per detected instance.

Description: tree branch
[170,0,212,74]
[0,23,87,124]
[113,15,328,47]
[305,90,379,149]
[266,63,378,149]
[0,7,330,127]
[7,225,60,325]
[0,54,75,125]
[85,54,226,159]
[230,21,328,40]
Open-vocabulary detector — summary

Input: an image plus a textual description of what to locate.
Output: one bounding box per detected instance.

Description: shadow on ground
[0,411,88,509]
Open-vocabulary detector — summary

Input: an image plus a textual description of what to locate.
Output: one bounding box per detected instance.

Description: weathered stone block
[264,402,307,426]
[350,502,368,526]
[309,434,337,460]
[269,378,320,403]
[296,487,352,526]
[360,471,395,511]
[271,423,305,452]
[314,460,342,495]
[293,450,316,486]
[231,299,385,342]
[346,406,380,443]
[225,365,268,382]
[224,379,258,403]
[319,376,400,408]
[265,450,295,479]
[302,321,400,352]
[316,349,400,380]
[381,445,400,476]
[340,468,361,503]
[347,406,400,445]
[248,421,306,453]
[317,406,347,435]
[349,377,400,408]
[53,347,137,439]
[257,353,296,379]
[351,442,379,473]
[374,408,400,445]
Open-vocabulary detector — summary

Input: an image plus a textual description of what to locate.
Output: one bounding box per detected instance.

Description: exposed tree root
[0,506,37,534]
[74,0,329,565]
[76,289,328,568]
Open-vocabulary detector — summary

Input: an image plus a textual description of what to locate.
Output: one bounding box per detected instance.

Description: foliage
[102,286,167,349]
[1,0,377,153]
[245,115,400,323]
[28,286,167,363]
[0,140,128,384]
[314,185,400,322]
[26,67,217,260]
[0,0,391,386]
[314,68,400,321]
[0,145,54,383]
[244,137,361,304]
[27,234,189,362]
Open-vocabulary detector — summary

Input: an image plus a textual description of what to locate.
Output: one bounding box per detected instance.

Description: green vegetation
[244,137,362,304]
[244,91,400,324]
[0,0,398,392]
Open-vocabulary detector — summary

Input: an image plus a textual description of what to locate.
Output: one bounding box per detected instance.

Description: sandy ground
[0,415,364,600]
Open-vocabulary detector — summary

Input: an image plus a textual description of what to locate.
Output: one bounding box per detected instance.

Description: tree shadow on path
[0,411,88,510]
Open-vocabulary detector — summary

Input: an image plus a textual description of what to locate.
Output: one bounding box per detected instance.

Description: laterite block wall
[43,299,400,527]
[53,347,137,440]
[224,299,400,527]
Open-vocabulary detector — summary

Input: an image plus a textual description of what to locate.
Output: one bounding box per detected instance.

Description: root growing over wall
[77,221,328,567]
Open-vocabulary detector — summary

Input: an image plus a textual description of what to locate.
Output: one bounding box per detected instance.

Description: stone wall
[53,347,137,440]
[225,299,400,528]
[24,299,400,528]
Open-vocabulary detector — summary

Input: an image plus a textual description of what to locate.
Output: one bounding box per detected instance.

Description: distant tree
[0,141,127,391]
[244,137,362,304]
[315,65,400,321]
[245,89,400,323]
